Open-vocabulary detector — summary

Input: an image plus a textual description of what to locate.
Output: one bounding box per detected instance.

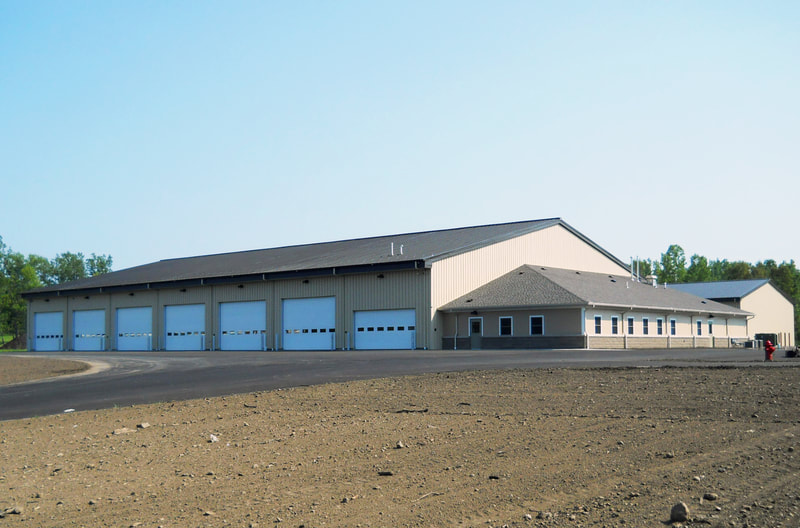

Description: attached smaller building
[669,280,796,347]
[439,265,751,349]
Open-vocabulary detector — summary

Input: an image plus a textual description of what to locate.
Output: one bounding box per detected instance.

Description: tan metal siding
[430,225,627,349]
[431,224,628,315]
[341,271,430,349]
[741,284,795,347]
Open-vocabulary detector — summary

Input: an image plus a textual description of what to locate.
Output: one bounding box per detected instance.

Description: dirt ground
[1,357,799,528]
[0,355,89,385]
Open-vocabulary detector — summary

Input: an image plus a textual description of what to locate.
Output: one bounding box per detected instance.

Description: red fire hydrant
[765,340,776,361]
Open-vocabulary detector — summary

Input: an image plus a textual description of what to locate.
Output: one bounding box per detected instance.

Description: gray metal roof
[25,218,628,297]
[440,265,751,317]
[667,280,770,300]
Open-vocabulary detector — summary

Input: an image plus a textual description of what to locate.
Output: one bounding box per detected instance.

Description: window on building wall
[697,320,702,336]
[611,317,619,335]
[627,317,634,335]
[708,321,713,335]
[594,316,602,334]
[670,319,677,336]
[499,316,513,336]
[642,318,649,335]
[469,317,483,336]
[530,316,544,335]
[657,319,663,335]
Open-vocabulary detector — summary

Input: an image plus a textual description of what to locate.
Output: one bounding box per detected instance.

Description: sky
[1,1,798,272]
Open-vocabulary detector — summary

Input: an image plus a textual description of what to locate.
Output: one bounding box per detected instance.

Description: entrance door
[34,312,64,351]
[282,297,335,350]
[469,317,483,350]
[165,304,206,351]
[117,307,153,351]
[354,309,416,350]
[73,310,106,351]
[219,301,267,351]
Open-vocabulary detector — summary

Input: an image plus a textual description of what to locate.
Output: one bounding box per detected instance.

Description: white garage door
[354,309,416,350]
[117,307,153,351]
[165,304,206,351]
[282,297,335,350]
[34,312,64,351]
[220,301,267,351]
[73,309,106,351]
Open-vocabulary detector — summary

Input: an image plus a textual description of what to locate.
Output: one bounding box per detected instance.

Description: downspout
[454,313,458,350]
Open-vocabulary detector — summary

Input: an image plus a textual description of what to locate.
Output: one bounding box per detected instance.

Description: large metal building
[669,280,795,348]
[23,218,751,351]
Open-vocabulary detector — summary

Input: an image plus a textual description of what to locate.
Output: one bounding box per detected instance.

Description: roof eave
[22,260,427,299]
[587,302,752,318]
[440,303,585,313]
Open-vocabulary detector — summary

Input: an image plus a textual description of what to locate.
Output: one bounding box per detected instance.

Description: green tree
[658,244,687,284]
[86,253,113,276]
[708,259,729,281]
[0,252,42,337]
[632,258,654,279]
[27,254,55,285]
[52,252,86,283]
[752,260,777,280]
[0,239,115,340]
[686,254,713,283]
[723,261,752,281]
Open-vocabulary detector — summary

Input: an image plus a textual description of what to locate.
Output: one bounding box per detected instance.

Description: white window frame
[468,317,483,336]
[696,320,703,336]
[642,318,649,336]
[529,315,544,336]
[627,317,635,335]
[657,318,663,336]
[670,319,677,336]
[499,316,513,337]
[594,315,602,334]
[708,321,713,335]
[611,316,619,335]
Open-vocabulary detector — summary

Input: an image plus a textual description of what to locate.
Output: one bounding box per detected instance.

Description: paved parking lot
[0,347,780,420]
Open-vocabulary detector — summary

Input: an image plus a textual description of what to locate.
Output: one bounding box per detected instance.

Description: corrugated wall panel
[431,225,628,312]
[341,270,430,349]
[742,285,795,346]
[429,224,629,348]
[27,269,433,351]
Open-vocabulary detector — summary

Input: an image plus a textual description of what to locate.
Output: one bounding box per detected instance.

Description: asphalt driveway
[0,347,776,420]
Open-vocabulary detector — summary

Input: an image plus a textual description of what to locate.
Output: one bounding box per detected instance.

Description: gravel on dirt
[0,357,798,527]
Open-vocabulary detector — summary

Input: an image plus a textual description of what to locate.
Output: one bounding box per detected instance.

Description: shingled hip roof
[440,265,752,317]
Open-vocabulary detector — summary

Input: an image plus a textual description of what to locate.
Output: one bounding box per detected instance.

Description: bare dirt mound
[0,355,89,386]
[1,366,798,527]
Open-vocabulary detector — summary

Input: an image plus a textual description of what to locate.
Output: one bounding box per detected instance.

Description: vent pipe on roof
[400,244,404,255]
[390,242,394,256]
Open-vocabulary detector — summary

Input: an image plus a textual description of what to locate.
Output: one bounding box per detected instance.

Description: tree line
[635,244,799,343]
[0,236,112,339]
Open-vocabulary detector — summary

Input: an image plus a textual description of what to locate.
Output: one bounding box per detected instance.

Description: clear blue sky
[2,2,798,272]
